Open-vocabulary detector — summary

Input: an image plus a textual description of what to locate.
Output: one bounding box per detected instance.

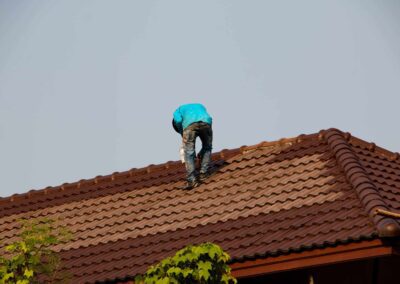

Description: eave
[231,239,396,279]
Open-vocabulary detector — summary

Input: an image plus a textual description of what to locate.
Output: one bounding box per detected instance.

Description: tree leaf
[198,268,210,281]
[24,268,34,278]
[5,244,15,252]
[3,272,14,281]
[166,267,182,277]
[198,261,212,271]
[20,241,28,253]
[159,277,170,284]
[197,261,211,281]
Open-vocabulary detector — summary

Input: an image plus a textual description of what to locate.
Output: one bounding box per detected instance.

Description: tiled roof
[1,128,400,283]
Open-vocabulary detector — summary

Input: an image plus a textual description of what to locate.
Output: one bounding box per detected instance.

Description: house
[1,128,399,283]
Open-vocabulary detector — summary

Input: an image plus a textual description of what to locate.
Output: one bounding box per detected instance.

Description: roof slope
[1,128,400,283]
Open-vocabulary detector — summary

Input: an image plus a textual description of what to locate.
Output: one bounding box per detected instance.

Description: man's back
[173,103,212,131]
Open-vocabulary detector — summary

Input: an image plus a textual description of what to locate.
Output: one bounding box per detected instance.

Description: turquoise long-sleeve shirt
[173,104,212,134]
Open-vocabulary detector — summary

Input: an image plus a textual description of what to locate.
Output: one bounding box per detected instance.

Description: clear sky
[1,0,399,197]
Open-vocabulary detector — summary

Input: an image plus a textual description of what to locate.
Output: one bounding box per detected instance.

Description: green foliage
[0,218,72,284]
[136,242,237,284]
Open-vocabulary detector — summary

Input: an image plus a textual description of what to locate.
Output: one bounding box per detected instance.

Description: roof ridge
[0,133,322,209]
[0,148,242,211]
[323,128,400,237]
[242,133,320,153]
[349,135,400,163]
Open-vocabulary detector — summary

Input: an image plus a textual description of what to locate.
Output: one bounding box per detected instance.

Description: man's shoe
[198,172,210,182]
[183,180,200,190]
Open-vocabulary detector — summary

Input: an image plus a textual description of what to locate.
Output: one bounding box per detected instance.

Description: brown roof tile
[1,128,400,283]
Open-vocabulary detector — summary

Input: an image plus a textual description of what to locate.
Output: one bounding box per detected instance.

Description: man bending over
[172,103,213,189]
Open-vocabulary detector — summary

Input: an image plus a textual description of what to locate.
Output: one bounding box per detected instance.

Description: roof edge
[323,128,400,238]
[231,239,392,279]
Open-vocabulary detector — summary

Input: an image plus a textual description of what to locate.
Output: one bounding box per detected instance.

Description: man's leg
[182,125,197,184]
[198,123,213,178]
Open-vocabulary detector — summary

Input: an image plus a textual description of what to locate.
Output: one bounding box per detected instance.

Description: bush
[136,242,237,284]
[0,218,71,284]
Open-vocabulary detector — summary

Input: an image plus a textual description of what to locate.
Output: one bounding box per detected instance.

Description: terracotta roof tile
[1,128,400,283]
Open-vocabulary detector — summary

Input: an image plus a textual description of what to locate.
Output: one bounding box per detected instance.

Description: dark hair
[172,119,179,133]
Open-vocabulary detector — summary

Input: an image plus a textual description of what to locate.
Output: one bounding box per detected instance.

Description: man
[172,103,213,189]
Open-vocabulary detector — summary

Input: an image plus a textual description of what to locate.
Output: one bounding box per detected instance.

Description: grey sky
[1,0,399,197]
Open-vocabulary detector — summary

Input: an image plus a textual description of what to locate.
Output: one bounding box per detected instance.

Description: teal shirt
[173,104,212,133]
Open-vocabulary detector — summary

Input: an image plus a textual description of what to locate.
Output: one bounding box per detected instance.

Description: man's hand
[180,145,185,163]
